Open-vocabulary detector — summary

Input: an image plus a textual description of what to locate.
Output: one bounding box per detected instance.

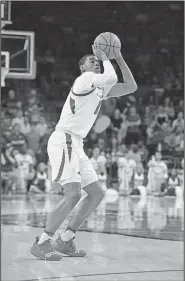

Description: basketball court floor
[2,193,183,281]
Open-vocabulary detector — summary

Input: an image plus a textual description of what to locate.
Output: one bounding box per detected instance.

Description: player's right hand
[92,44,108,61]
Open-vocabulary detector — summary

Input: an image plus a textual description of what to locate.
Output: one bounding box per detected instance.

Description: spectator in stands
[175,78,183,91]
[118,114,128,144]
[97,151,107,170]
[174,127,184,152]
[130,162,146,196]
[95,151,107,191]
[155,105,169,131]
[178,100,184,113]
[97,137,106,151]
[1,145,17,194]
[179,158,184,193]
[146,127,158,158]
[90,147,100,174]
[12,110,25,128]
[30,162,49,193]
[128,144,141,164]
[111,135,118,153]
[16,101,23,112]
[3,89,18,117]
[98,163,107,192]
[110,109,123,135]
[105,152,113,184]
[164,130,178,151]
[136,97,145,119]
[1,109,5,121]
[143,106,155,128]
[118,149,136,195]
[137,140,149,167]
[118,148,129,195]
[90,147,106,175]
[126,106,141,145]
[117,144,127,157]
[168,168,181,193]
[155,122,172,152]
[3,116,12,141]
[36,116,48,137]
[4,144,16,166]
[13,144,35,193]
[164,97,175,120]
[25,94,42,117]
[147,151,168,195]
[148,95,156,113]
[172,112,184,132]
[161,168,181,196]
[26,125,41,160]
[21,115,31,135]
[27,148,37,164]
[30,89,38,97]
[11,124,27,151]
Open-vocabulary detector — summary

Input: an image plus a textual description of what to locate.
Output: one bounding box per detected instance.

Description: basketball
[94,32,121,59]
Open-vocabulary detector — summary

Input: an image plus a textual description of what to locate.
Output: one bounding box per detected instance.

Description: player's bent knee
[84,181,105,201]
[63,182,82,202]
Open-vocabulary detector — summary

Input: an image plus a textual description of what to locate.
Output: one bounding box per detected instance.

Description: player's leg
[53,155,104,256]
[45,180,81,235]
[30,131,82,260]
[66,153,104,229]
[66,180,104,232]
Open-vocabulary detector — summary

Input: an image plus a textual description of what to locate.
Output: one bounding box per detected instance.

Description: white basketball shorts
[47,130,98,188]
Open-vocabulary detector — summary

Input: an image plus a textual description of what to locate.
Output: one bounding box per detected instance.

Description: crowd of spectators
[2,86,183,196]
[1,2,183,196]
[9,1,183,99]
[1,88,52,194]
[85,90,184,196]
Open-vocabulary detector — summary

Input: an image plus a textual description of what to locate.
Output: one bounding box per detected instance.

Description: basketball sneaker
[30,237,63,261]
[52,235,86,257]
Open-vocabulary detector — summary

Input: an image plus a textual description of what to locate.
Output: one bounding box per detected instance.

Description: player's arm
[105,53,138,99]
[92,60,118,88]
[92,45,118,88]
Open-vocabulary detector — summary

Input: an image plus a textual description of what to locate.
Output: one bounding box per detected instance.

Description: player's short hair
[78,54,93,69]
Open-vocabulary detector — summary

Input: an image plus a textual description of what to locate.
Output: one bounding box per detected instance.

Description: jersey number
[70,97,75,114]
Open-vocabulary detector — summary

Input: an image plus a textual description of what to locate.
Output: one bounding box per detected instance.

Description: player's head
[79,55,101,74]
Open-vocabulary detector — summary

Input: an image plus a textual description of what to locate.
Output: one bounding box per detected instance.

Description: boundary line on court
[16,269,183,281]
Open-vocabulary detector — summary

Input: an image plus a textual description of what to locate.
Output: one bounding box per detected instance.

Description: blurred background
[1,1,184,198]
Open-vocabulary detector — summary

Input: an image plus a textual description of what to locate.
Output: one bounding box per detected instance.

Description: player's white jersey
[55,61,117,138]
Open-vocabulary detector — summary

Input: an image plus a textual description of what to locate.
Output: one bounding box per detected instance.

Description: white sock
[38,232,52,244]
[61,230,75,241]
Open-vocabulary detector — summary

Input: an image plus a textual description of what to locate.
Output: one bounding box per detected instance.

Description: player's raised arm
[105,52,138,99]
[91,45,118,88]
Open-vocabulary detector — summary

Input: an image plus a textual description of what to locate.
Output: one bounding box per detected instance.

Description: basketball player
[30,44,137,260]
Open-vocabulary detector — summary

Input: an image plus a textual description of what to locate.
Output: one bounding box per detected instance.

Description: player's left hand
[92,44,108,61]
[114,48,122,59]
